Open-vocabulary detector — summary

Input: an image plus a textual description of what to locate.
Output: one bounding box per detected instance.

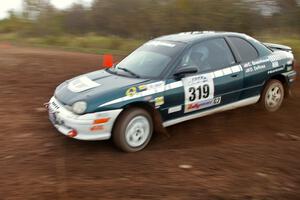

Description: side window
[228,37,259,63]
[180,38,236,73]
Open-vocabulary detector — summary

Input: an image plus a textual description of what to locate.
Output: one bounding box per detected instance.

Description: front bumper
[282,70,297,84]
[47,97,122,141]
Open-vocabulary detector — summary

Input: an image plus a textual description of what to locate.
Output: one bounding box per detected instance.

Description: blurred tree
[1,0,299,38]
[63,4,91,34]
[0,10,31,33]
[276,0,300,32]
[22,0,50,20]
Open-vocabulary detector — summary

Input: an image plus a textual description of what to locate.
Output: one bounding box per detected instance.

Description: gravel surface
[0,46,299,200]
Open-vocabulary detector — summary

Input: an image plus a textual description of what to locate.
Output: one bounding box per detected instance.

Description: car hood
[54,69,151,112]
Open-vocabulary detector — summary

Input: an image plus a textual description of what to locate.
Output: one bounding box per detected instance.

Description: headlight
[72,101,87,114]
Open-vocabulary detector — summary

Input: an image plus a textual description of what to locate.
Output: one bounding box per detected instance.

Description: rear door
[226,36,270,99]
[161,38,244,121]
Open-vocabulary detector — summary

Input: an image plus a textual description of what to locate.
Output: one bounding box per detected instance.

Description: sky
[0,0,93,19]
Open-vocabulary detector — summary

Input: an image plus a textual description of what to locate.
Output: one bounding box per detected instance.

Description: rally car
[46,31,297,152]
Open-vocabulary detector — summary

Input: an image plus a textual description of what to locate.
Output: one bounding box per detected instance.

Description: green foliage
[2,0,300,37]
[0,33,144,55]
[0,0,299,55]
[0,17,31,33]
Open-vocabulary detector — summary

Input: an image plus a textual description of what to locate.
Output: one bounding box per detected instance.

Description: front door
[161,38,244,121]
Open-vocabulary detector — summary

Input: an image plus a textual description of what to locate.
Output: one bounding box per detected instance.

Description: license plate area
[48,108,57,124]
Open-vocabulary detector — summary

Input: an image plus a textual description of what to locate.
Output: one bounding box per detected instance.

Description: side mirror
[174,66,198,78]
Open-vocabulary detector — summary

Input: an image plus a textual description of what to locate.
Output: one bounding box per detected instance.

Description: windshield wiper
[117,67,140,78]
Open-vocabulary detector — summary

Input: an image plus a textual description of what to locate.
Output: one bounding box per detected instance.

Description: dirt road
[0,46,300,200]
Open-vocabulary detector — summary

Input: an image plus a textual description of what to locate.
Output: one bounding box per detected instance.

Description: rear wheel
[261,80,284,112]
[113,108,153,152]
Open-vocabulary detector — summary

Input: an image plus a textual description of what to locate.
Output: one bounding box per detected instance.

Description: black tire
[113,107,153,152]
[261,79,284,112]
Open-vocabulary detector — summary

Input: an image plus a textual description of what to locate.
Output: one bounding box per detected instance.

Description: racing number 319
[188,84,210,101]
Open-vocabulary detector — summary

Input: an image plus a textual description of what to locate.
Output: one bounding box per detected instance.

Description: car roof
[154,31,248,44]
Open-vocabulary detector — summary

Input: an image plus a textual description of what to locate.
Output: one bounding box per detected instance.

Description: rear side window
[228,37,259,62]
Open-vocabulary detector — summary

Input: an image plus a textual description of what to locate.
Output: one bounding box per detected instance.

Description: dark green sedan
[46,31,297,152]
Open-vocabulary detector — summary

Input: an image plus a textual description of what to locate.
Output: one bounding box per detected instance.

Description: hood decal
[68,76,100,93]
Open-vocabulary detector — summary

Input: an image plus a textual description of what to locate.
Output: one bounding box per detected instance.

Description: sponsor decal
[254,65,266,71]
[154,96,164,107]
[138,85,147,91]
[100,81,166,107]
[251,58,269,66]
[145,41,176,48]
[187,102,201,111]
[243,57,269,74]
[126,82,165,98]
[68,76,100,93]
[268,67,285,74]
[243,62,252,68]
[272,61,279,68]
[186,75,209,86]
[146,81,165,92]
[126,87,137,97]
[168,106,182,114]
[268,52,291,63]
[143,96,153,101]
[242,58,269,69]
[245,64,266,73]
[186,97,221,112]
[213,96,222,104]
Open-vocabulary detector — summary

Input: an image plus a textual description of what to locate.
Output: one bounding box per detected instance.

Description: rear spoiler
[263,42,292,53]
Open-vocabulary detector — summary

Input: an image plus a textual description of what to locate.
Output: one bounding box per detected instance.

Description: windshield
[113,40,186,79]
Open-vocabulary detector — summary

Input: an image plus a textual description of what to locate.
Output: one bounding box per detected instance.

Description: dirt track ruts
[0,46,300,200]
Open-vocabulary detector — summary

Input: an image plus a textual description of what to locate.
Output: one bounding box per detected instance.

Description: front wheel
[113,108,153,152]
[261,80,285,112]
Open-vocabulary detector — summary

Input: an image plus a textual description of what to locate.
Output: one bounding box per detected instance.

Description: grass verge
[0,33,299,59]
[0,33,144,56]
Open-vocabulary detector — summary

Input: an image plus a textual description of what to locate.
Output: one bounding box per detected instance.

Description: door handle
[231,74,239,78]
